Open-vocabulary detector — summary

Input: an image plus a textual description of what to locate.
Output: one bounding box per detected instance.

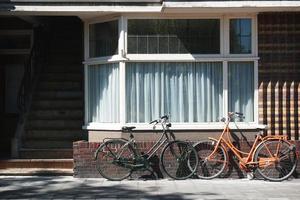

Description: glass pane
[126,62,223,123]
[89,20,118,57]
[128,19,220,54]
[230,19,252,54]
[88,63,119,123]
[228,62,254,122]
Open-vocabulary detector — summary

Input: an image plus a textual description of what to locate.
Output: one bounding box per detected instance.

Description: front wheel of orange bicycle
[193,140,228,179]
[254,140,297,182]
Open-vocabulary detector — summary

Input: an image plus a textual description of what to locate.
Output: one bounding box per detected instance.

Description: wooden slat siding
[258,13,300,140]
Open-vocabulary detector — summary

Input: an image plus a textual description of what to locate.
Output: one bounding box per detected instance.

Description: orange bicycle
[194,112,298,181]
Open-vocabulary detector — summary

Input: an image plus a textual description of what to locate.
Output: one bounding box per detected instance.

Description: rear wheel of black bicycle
[160,141,199,180]
[95,139,135,181]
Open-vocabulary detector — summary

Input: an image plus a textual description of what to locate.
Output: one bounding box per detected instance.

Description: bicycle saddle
[121,126,136,132]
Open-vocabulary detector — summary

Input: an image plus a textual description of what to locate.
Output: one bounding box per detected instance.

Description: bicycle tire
[193,140,227,179]
[254,140,297,181]
[160,141,199,180]
[95,139,135,181]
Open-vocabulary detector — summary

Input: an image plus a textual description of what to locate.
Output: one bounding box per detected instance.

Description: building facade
[0,0,299,176]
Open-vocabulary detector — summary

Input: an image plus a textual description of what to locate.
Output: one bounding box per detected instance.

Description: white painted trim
[254,59,259,124]
[162,1,300,12]
[119,61,126,124]
[253,15,258,57]
[83,55,259,65]
[83,55,126,65]
[84,64,89,124]
[125,54,259,62]
[84,22,89,60]
[126,14,223,19]
[87,15,120,25]
[223,61,228,118]
[83,122,267,131]
[118,16,126,57]
[220,16,225,57]
[2,5,163,13]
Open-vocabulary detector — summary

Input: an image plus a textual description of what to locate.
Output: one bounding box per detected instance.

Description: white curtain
[88,63,119,123]
[126,62,223,123]
[228,62,254,122]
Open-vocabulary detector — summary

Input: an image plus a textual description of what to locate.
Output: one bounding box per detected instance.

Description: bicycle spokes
[254,140,297,181]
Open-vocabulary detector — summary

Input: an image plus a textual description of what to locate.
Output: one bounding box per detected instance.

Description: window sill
[83,122,267,131]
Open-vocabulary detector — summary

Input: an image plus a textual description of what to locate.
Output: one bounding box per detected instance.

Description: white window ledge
[83,123,267,131]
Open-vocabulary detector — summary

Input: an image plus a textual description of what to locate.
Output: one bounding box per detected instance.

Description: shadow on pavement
[0,176,220,199]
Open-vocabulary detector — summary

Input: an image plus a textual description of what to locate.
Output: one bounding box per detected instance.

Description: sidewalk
[0,176,300,199]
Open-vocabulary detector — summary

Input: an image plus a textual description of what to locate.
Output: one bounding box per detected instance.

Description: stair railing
[12,26,47,158]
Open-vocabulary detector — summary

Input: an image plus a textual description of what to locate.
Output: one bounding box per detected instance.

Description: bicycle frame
[207,115,291,170]
[104,119,175,169]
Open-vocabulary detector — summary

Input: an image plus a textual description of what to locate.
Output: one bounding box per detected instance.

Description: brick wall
[73,140,300,179]
[258,12,300,140]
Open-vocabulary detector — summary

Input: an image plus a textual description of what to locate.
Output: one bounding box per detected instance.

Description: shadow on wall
[0,176,208,199]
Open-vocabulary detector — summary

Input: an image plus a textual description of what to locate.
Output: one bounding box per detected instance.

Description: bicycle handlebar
[149,115,170,125]
[160,115,169,120]
[228,112,245,119]
[149,119,158,124]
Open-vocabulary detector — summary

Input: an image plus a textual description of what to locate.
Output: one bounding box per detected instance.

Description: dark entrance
[0,62,11,158]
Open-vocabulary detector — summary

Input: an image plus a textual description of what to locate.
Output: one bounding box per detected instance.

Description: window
[128,19,220,54]
[87,63,119,123]
[126,62,223,123]
[230,19,252,54]
[84,16,258,129]
[228,62,254,122]
[89,20,118,57]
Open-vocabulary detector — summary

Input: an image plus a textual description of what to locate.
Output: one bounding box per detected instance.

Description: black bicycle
[94,115,199,181]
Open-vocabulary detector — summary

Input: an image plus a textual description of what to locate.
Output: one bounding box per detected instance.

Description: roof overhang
[162,1,300,13]
[1,1,300,18]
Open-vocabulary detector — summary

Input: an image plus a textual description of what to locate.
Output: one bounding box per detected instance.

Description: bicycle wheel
[193,140,227,179]
[95,139,135,181]
[254,140,297,181]
[160,141,198,180]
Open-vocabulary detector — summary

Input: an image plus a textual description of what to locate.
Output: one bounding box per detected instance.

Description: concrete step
[0,159,73,169]
[0,168,73,176]
[19,149,73,159]
[34,91,83,100]
[38,81,82,91]
[0,168,74,176]
[24,130,86,140]
[31,99,83,109]
[40,73,82,81]
[22,140,74,149]
[26,119,83,130]
[29,110,83,120]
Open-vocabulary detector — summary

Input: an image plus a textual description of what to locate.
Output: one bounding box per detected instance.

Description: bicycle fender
[251,138,295,162]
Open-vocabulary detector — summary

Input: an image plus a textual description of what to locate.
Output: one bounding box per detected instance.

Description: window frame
[83,14,259,130]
